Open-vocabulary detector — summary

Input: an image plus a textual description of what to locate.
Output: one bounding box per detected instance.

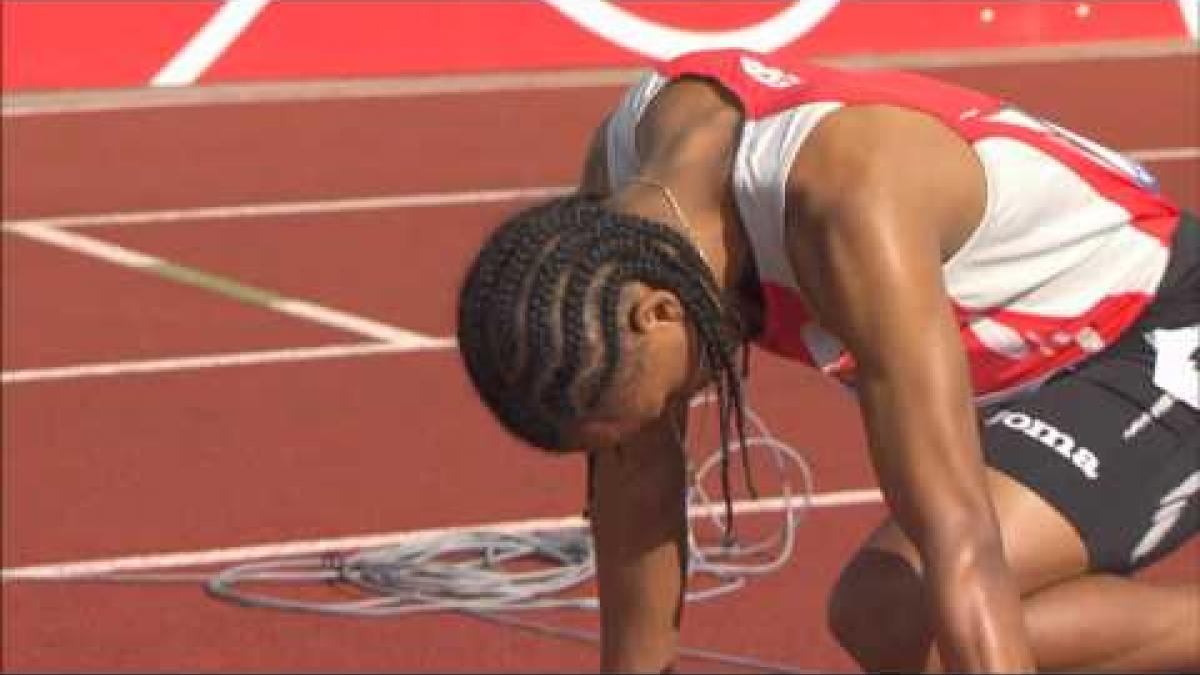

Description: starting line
[2,488,884,582]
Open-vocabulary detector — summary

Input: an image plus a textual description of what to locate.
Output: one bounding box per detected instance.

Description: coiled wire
[206,395,815,616]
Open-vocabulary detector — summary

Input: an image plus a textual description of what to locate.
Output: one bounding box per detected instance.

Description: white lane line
[152,0,271,87]
[5,221,160,266]
[1128,146,1200,163]
[4,222,445,347]
[1,185,574,230]
[1,488,884,581]
[3,145,1194,233]
[1,341,455,385]
[274,300,440,346]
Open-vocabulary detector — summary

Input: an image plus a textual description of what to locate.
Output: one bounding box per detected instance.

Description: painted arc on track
[541,0,842,60]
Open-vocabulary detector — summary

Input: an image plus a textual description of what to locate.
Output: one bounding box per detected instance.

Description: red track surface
[3,53,1198,672]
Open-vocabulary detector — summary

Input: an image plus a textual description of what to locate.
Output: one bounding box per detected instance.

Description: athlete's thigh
[862,341,1198,590]
[861,466,1090,595]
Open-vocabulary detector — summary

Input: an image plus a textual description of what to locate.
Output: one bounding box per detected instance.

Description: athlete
[456,49,1198,673]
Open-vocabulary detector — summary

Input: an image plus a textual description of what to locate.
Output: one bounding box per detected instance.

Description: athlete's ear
[629,288,685,334]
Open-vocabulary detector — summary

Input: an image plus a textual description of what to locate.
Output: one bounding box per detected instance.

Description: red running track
[3,51,1197,672]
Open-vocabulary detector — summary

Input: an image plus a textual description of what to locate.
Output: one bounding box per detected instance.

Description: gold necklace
[628,172,748,355]
[624,175,714,273]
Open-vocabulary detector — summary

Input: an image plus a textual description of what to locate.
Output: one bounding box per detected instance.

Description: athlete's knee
[828,547,936,673]
[1150,581,1200,668]
[1177,583,1200,666]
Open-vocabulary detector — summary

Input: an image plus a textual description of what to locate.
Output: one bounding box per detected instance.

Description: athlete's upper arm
[579,114,612,199]
[783,106,1039,670]
[782,106,1036,667]
[782,104,992,544]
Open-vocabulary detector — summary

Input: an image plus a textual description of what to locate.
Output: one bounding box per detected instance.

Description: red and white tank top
[605,49,1181,404]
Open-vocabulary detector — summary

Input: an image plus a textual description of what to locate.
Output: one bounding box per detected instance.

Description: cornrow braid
[457,195,754,540]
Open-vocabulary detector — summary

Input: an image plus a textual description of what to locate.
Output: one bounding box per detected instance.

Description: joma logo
[985,410,1099,480]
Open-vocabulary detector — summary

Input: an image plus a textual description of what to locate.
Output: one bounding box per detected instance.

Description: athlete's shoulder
[784,103,986,253]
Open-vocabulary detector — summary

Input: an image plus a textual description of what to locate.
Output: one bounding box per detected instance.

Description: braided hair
[457,194,755,537]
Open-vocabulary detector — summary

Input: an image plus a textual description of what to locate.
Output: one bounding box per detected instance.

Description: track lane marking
[2,185,574,230]
[1,488,884,581]
[1,342,455,385]
[151,0,271,87]
[2,144,1195,384]
[3,222,444,347]
[3,145,1194,231]
[1128,147,1200,163]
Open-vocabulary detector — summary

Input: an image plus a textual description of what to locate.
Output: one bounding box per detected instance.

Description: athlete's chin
[568,407,666,453]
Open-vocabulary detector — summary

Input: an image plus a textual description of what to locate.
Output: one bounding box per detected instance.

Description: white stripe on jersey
[945,138,1168,315]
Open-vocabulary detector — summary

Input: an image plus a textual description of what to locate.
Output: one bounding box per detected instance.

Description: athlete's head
[456,194,748,455]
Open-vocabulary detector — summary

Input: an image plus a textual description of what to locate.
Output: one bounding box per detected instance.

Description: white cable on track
[201,395,813,616]
[12,393,822,671]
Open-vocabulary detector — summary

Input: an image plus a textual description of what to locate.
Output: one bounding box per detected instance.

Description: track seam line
[1,489,885,581]
[5,38,1195,117]
[3,222,446,347]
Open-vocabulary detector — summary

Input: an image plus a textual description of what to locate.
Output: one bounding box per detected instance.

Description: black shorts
[979,212,1199,574]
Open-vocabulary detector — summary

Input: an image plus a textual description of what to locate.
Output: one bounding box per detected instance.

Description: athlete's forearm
[589,430,690,673]
[925,537,1035,673]
[593,490,688,672]
[596,533,686,672]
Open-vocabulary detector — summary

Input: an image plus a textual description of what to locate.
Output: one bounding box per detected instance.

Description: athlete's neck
[611,171,760,340]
